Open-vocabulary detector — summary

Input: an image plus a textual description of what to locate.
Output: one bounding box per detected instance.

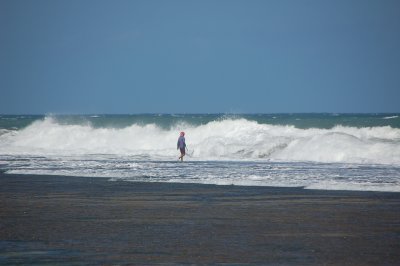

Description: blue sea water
[0,113,399,192]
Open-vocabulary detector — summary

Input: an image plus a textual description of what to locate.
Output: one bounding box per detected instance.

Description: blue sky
[1,0,399,114]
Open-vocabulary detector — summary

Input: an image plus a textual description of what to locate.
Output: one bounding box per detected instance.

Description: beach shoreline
[1,173,399,265]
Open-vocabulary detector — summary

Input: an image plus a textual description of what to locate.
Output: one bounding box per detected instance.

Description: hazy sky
[1,0,399,114]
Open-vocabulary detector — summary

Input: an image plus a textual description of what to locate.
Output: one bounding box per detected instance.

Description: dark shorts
[180,148,185,155]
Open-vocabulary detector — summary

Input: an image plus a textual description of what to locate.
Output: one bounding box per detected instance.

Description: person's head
[180,131,185,136]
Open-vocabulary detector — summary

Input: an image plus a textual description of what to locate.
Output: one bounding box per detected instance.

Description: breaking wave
[1,116,400,165]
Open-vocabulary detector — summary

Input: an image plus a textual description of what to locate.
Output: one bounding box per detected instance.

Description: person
[177,131,186,161]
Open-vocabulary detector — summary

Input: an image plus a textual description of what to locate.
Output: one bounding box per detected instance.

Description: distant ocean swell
[1,116,399,165]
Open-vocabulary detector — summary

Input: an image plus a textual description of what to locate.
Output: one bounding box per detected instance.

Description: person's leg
[180,148,185,161]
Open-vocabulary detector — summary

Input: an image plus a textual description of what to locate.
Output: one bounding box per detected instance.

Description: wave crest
[1,116,399,165]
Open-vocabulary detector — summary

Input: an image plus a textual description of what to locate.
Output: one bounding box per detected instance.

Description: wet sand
[1,173,399,265]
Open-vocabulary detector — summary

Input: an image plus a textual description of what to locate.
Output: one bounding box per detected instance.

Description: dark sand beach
[1,173,399,265]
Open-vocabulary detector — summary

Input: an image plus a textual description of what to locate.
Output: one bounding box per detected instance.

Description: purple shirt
[177,136,186,149]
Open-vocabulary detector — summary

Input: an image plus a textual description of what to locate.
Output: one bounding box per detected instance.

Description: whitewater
[1,114,400,192]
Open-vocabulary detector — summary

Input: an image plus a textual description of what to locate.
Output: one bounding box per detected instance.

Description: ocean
[0,113,399,192]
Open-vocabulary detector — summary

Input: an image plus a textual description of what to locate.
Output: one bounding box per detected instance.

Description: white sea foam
[1,116,399,192]
[305,181,400,192]
[383,115,398,119]
[0,116,400,165]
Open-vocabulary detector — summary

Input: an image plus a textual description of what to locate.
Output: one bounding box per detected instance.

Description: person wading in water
[177,131,186,162]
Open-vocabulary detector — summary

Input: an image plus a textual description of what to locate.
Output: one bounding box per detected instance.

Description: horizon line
[1,112,399,116]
